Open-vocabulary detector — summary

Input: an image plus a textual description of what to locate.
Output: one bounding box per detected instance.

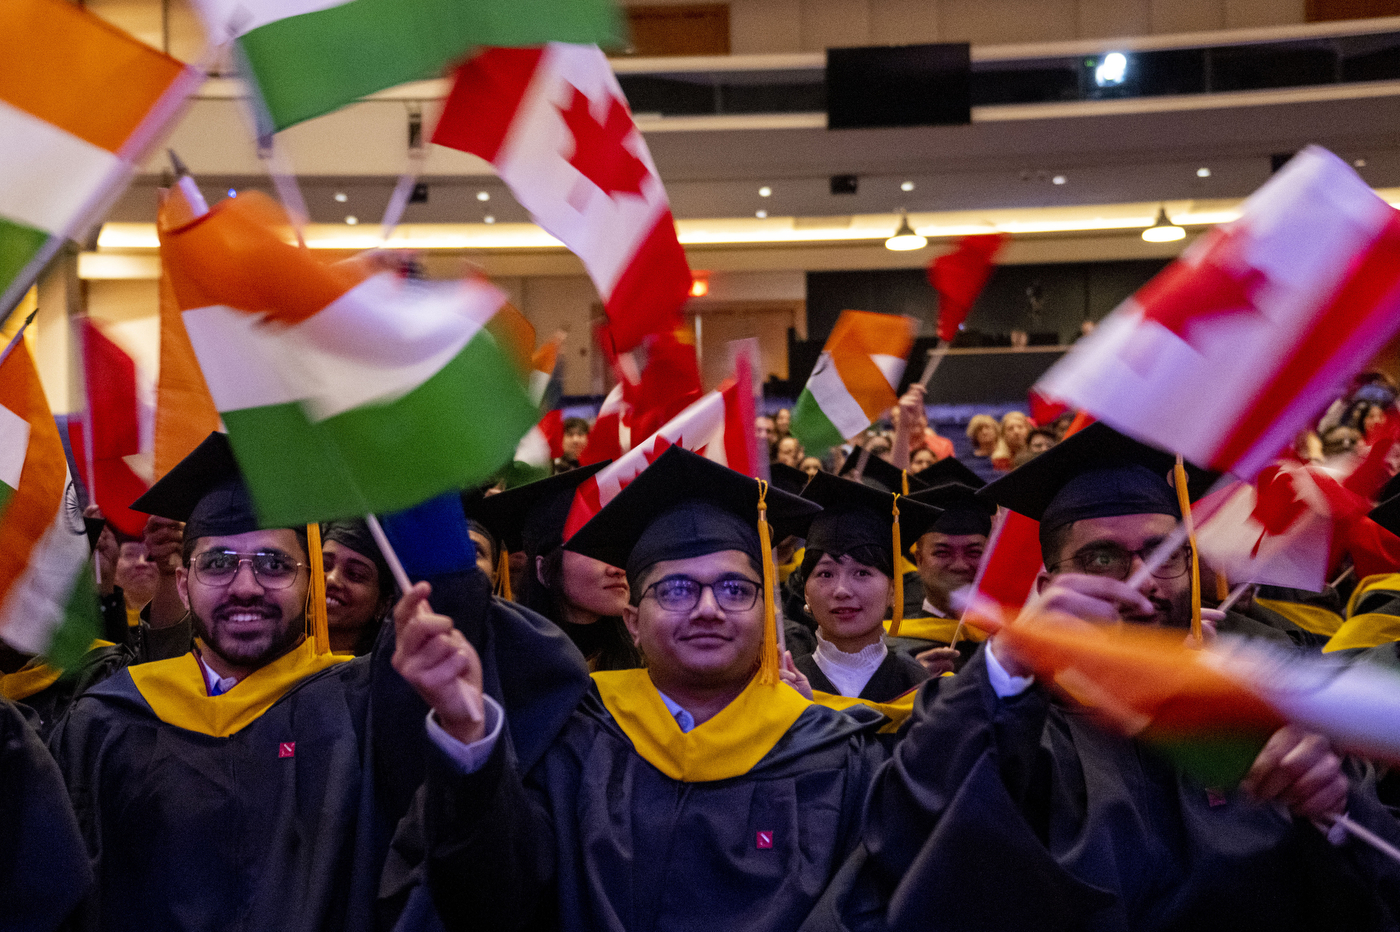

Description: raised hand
[391,581,487,745]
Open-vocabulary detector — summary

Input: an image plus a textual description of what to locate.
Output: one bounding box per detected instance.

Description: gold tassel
[756,480,780,685]
[1215,568,1230,603]
[496,548,513,602]
[901,470,910,496]
[889,494,904,637]
[306,523,331,655]
[1172,457,1202,642]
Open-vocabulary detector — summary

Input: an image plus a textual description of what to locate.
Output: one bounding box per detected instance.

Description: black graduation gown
[8,643,130,739]
[416,684,888,932]
[802,645,1400,932]
[48,569,589,932]
[795,649,929,703]
[0,697,92,932]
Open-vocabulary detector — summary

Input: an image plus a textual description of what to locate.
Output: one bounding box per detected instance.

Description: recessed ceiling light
[1355,158,1368,168]
[345,215,358,225]
[477,191,490,202]
[483,215,495,224]
[227,189,237,198]
[334,192,348,203]
[755,210,768,219]
[901,181,915,192]
[1197,167,1212,178]
[1052,175,1067,185]
[758,186,772,197]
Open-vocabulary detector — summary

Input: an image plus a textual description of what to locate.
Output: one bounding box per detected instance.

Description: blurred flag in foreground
[153,254,222,481]
[791,310,917,455]
[0,341,98,665]
[928,232,1009,343]
[160,191,538,526]
[1038,146,1400,481]
[435,44,691,354]
[0,0,198,317]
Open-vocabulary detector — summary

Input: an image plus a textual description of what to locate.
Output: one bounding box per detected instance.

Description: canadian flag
[69,319,153,537]
[579,380,632,466]
[564,356,758,539]
[1038,146,1400,481]
[434,44,691,354]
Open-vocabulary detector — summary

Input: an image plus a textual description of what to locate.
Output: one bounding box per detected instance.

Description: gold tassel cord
[901,470,910,496]
[756,480,780,685]
[1215,568,1230,603]
[306,523,331,655]
[1172,457,1202,642]
[889,494,904,637]
[496,548,513,602]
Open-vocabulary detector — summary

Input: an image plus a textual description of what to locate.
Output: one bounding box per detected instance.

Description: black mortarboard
[131,432,264,540]
[799,470,941,559]
[838,448,930,494]
[979,422,1215,551]
[564,445,819,588]
[1369,494,1400,539]
[911,456,986,490]
[909,481,996,537]
[768,462,811,497]
[465,460,609,557]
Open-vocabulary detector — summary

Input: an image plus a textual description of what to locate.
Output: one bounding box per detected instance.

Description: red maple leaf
[558,85,649,199]
[1136,226,1266,351]
[1247,466,1310,557]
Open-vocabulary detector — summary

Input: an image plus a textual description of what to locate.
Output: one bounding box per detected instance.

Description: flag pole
[380,150,426,243]
[0,310,38,367]
[1328,813,1400,866]
[365,513,413,595]
[1329,565,1354,590]
[917,340,950,389]
[1216,581,1253,614]
[1125,474,1233,591]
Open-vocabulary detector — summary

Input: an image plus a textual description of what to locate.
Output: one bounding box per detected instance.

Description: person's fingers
[1033,574,1155,620]
[392,582,433,630]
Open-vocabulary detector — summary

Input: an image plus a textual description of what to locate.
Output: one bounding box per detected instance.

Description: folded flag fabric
[928,233,1009,343]
[434,44,692,354]
[0,0,198,317]
[989,612,1400,786]
[792,310,918,454]
[69,320,153,537]
[189,0,620,132]
[160,191,539,526]
[0,340,99,666]
[580,380,633,467]
[564,368,757,539]
[153,251,223,482]
[1038,146,1400,482]
[957,509,1044,640]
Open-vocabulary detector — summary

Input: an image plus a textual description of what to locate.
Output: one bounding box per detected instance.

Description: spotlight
[483,215,495,224]
[755,210,768,219]
[901,181,915,192]
[1196,167,1212,178]
[1052,175,1066,185]
[477,191,490,202]
[345,215,358,225]
[759,186,772,197]
[1094,52,1127,87]
[334,192,348,203]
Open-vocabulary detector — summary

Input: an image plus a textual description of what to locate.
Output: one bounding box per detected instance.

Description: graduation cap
[768,462,811,497]
[911,455,986,490]
[800,469,941,638]
[979,422,1216,553]
[1369,494,1400,539]
[908,481,996,537]
[132,432,263,540]
[838,447,929,494]
[466,461,609,558]
[564,445,820,684]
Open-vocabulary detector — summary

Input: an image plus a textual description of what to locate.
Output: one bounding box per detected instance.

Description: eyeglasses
[642,576,762,613]
[1050,542,1191,582]
[191,550,306,589]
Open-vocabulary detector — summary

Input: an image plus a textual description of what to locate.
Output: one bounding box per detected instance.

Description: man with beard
[807,424,1400,932]
[48,433,590,931]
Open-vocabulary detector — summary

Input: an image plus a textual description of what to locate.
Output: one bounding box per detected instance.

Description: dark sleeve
[1332,759,1400,917]
[421,735,556,932]
[97,590,129,646]
[0,698,93,932]
[129,611,193,664]
[861,646,1112,930]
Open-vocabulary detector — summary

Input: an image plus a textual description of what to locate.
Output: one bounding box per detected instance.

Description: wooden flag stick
[379,150,425,242]
[1217,581,1253,614]
[917,341,950,389]
[1329,565,1354,590]
[365,513,413,595]
[850,445,873,482]
[1329,813,1400,866]
[1124,476,1233,591]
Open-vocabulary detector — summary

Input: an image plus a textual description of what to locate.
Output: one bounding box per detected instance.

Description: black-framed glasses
[1049,542,1191,582]
[642,575,761,613]
[191,550,306,589]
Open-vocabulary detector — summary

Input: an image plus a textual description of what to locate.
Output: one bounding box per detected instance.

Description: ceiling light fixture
[345,215,358,225]
[1355,158,1368,168]
[334,192,348,203]
[758,186,772,197]
[689,277,709,298]
[1095,52,1127,87]
[477,191,490,202]
[1052,175,1067,185]
[1196,167,1212,178]
[755,209,767,219]
[885,214,927,251]
[1141,206,1185,243]
[901,181,915,192]
[483,215,495,224]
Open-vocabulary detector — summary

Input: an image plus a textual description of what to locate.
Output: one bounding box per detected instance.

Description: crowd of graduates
[7,367,1400,932]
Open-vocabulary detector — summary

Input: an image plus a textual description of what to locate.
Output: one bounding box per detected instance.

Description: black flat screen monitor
[826,44,972,129]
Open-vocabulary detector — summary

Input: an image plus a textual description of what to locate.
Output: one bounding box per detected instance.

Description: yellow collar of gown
[809,687,917,734]
[128,637,349,738]
[591,668,811,782]
[0,639,113,702]
[884,615,987,643]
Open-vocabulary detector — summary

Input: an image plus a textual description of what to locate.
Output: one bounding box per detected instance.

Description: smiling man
[395,446,894,932]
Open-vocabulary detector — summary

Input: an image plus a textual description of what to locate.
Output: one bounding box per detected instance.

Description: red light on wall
[689,277,709,298]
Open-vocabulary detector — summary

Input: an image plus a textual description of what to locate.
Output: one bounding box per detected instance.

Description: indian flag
[0,0,199,316]
[0,340,99,667]
[160,191,540,526]
[190,0,623,132]
[791,310,917,454]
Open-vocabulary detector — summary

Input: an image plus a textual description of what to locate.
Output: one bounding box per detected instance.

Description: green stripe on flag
[241,0,623,130]
[224,332,539,526]
[1148,731,1273,789]
[791,388,846,455]
[42,559,100,671]
[0,482,13,520]
[0,219,49,299]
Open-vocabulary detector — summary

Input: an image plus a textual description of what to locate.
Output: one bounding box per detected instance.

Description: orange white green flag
[160,190,539,526]
[791,310,918,454]
[0,0,199,318]
[0,338,99,667]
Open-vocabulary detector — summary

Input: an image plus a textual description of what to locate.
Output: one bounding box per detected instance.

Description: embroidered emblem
[756,830,773,849]
[278,742,296,759]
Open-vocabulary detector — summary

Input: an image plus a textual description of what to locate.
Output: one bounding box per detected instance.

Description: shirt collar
[655,689,696,733]
[922,598,949,618]
[195,650,239,697]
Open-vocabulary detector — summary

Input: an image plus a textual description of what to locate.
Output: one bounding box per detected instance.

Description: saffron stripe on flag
[0,101,130,237]
[805,354,876,440]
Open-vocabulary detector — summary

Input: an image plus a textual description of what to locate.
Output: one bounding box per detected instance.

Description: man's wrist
[438,711,487,746]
